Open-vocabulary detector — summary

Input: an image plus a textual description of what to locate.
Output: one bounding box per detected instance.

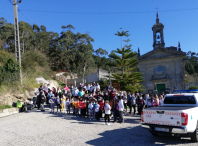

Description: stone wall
[139,56,184,94]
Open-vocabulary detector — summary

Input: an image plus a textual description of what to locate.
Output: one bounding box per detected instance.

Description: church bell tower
[152,13,165,50]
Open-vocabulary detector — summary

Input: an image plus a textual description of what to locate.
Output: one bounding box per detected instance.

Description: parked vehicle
[141,92,198,142]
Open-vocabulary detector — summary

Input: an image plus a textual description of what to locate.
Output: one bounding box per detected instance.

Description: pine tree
[109,30,144,92]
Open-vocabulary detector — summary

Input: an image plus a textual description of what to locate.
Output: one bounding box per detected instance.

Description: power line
[19,7,198,14]
[8,0,13,5]
[18,9,33,24]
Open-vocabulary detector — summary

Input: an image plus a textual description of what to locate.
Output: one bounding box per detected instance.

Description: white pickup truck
[141,93,198,142]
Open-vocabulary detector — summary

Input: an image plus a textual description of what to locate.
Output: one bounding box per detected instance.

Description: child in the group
[49,96,55,113]
[75,99,80,117]
[61,95,66,113]
[104,100,111,125]
[80,99,86,118]
[55,95,61,113]
[71,98,76,115]
[66,98,70,114]
[95,101,100,121]
[88,101,93,120]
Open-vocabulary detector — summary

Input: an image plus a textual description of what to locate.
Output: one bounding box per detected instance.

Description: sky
[1,0,198,56]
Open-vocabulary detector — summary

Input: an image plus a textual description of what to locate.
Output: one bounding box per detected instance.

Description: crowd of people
[32,82,165,125]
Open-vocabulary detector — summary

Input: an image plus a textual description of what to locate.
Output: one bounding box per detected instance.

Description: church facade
[138,13,186,94]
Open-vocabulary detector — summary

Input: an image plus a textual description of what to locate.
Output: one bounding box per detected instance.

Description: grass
[0,105,13,110]
[56,80,66,88]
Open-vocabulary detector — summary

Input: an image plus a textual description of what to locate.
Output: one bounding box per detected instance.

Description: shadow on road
[85,126,194,146]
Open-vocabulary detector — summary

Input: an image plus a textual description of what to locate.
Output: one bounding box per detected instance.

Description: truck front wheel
[191,122,198,142]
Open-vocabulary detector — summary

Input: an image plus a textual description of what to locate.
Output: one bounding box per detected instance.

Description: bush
[22,51,49,71]
[0,58,20,85]
[0,50,11,66]
[21,51,54,90]
[188,85,198,90]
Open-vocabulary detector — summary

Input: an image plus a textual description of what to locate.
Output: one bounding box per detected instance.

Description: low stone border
[0,108,19,118]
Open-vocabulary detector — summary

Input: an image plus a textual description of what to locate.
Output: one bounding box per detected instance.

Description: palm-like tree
[115,29,129,49]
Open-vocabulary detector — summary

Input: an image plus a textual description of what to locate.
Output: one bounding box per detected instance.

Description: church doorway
[156,84,165,94]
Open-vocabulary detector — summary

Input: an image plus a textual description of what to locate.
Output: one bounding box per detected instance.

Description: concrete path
[0,108,197,146]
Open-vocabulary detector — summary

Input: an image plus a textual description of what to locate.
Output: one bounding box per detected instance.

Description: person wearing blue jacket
[78,90,83,97]
[48,90,55,108]
[49,96,55,113]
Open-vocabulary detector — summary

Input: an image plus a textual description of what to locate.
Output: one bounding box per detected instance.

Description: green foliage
[0,105,12,109]
[22,51,49,71]
[183,51,198,75]
[188,85,198,90]
[56,79,66,88]
[0,58,20,85]
[108,30,144,92]
[94,48,110,70]
[0,50,11,66]
[21,51,53,89]
[4,58,20,73]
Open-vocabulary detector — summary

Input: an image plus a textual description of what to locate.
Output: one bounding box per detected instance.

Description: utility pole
[108,68,112,88]
[13,0,22,84]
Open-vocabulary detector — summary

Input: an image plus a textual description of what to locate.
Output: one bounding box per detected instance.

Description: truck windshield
[164,96,196,104]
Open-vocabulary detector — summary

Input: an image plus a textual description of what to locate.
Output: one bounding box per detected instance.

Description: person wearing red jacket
[99,98,105,119]
[80,99,86,118]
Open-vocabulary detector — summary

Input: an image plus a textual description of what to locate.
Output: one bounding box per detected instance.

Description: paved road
[0,108,197,146]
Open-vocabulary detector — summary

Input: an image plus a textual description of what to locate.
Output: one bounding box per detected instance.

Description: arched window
[156,32,161,44]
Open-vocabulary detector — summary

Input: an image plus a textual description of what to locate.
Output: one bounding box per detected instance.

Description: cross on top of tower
[156,12,159,24]
[155,7,159,24]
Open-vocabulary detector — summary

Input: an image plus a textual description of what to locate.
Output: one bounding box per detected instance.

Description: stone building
[138,13,186,94]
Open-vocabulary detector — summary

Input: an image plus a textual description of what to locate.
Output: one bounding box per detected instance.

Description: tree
[0,18,14,52]
[109,30,144,92]
[109,48,144,92]
[183,51,198,74]
[0,17,113,79]
[19,21,34,53]
[94,48,108,69]
[124,38,132,49]
[115,28,129,49]
[75,33,95,81]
